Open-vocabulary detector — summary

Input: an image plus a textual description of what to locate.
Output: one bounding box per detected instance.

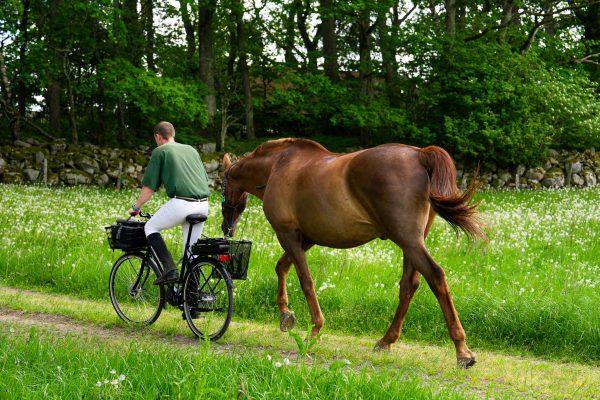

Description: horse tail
[418,146,485,241]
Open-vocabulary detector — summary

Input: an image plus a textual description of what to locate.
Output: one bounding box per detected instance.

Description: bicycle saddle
[186,214,207,224]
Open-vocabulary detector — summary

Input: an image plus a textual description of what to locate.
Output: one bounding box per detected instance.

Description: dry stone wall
[1,139,599,190]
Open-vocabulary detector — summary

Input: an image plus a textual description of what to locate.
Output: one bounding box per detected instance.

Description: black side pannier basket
[192,238,252,280]
[105,220,148,251]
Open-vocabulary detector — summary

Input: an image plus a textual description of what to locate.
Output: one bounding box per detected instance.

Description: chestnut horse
[220,138,483,367]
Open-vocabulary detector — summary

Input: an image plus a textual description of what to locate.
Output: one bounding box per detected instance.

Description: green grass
[0,184,599,364]
[0,321,470,400]
[1,287,598,399]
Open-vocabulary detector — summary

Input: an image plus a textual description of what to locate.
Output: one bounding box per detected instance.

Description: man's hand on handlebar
[128,204,141,217]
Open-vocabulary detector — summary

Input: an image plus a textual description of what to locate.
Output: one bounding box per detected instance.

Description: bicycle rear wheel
[109,253,165,325]
[183,258,233,340]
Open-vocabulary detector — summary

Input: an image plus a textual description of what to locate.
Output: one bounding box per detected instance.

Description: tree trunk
[296,0,319,71]
[123,0,143,67]
[142,0,155,71]
[96,75,105,144]
[179,0,197,75]
[198,0,217,126]
[320,0,338,80]
[498,0,515,43]
[357,10,374,146]
[235,1,255,139]
[63,56,78,145]
[47,79,61,136]
[445,0,456,36]
[283,5,298,67]
[46,0,62,138]
[15,0,31,140]
[378,8,395,85]
[358,11,373,99]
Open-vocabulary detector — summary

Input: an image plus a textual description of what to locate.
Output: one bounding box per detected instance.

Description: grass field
[0,183,599,398]
[1,320,464,400]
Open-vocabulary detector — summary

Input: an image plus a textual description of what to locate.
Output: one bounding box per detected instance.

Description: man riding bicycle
[128,121,210,285]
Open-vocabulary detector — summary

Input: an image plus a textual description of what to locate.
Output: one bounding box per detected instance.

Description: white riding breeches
[144,198,209,256]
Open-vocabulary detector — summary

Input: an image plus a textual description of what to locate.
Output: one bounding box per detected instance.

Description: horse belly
[295,197,380,249]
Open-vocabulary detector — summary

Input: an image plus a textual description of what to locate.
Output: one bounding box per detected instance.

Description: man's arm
[128,186,155,215]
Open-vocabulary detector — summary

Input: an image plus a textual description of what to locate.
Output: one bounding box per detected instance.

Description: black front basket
[105,219,148,251]
[192,238,252,280]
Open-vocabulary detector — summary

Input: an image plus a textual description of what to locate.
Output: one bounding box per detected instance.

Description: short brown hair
[153,121,175,139]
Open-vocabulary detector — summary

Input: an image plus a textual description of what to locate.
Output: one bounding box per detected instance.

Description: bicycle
[105,211,251,340]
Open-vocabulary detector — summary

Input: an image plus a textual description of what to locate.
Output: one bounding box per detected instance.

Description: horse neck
[234,154,277,200]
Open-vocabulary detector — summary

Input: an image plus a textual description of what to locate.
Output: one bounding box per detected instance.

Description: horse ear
[223,153,232,169]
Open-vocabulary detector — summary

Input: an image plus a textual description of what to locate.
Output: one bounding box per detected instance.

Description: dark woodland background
[1,0,599,165]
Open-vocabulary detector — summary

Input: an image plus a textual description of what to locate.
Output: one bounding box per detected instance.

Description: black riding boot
[147,233,179,285]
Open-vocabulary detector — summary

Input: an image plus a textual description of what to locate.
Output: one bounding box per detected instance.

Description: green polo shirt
[141,142,210,199]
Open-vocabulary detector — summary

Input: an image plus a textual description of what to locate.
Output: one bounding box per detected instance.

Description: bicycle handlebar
[127,211,152,221]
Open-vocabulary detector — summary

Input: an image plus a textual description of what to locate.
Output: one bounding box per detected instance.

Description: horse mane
[249,138,330,158]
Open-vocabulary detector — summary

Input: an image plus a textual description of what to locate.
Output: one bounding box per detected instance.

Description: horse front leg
[275,253,296,332]
[276,231,323,337]
[275,243,314,332]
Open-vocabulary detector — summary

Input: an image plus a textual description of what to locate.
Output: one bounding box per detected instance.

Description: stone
[60,169,91,185]
[548,149,559,158]
[572,173,585,186]
[204,159,219,173]
[124,164,136,174]
[526,167,545,181]
[515,164,526,176]
[47,172,59,185]
[50,141,67,154]
[542,177,563,188]
[2,169,23,184]
[583,170,597,187]
[76,156,99,172]
[35,151,45,165]
[200,142,217,154]
[95,173,110,187]
[106,168,121,179]
[548,157,559,166]
[14,140,31,148]
[542,167,565,188]
[23,168,40,182]
[498,169,512,183]
[566,161,582,174]
[0,157,5,175]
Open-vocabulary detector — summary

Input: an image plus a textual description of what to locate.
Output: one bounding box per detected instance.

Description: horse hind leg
[375,258,420,350]
[405,243,476,368]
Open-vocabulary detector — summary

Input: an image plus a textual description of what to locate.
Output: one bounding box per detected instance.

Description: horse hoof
[457,354,477,369]
[373,340,391,352]
[280,311,296,332]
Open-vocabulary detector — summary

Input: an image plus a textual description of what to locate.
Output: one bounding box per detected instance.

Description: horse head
[221,153,249,237]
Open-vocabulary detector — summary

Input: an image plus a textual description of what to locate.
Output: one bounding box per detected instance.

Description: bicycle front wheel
[183,258,233,341]
[109,253,165,325]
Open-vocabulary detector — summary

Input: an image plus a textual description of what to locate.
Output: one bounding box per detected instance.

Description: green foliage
[261,71,414,141]
[288,324,321,358]
[104,59,208,134]
[414,41,600,165]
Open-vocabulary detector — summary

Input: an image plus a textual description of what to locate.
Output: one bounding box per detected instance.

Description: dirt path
[1,286,599,399]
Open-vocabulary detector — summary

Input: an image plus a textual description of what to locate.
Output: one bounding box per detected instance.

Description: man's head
[153,121,175,146]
